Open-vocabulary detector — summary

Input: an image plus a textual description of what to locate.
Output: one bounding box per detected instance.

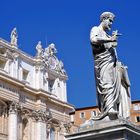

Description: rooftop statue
[10,27,18,47]
[36,41,43,58]
[44,43,57,58]
[90,12,131,120]
[43,43,67,75]
[43,43,57,68]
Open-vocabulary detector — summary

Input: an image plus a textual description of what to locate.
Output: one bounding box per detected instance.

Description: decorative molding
[0,81,19,96]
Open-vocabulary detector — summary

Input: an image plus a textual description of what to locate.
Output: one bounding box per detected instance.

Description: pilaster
[35,60,45,89]
[8,101,19,140]
[32,110,48,140]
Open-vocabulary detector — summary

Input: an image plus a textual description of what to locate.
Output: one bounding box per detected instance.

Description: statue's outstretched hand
[111,30,119,47]
[111,30,119,42]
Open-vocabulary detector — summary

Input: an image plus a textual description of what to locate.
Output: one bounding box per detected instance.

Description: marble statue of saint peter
[90,12,131,120]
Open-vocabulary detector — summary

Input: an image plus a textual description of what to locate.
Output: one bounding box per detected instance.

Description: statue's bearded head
[100,12,115,31]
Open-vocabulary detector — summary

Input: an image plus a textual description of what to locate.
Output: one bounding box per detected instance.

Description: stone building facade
[130,100,140,126]
[0,28,74,140]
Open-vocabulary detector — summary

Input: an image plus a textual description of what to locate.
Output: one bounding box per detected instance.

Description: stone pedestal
[65,119,140,140]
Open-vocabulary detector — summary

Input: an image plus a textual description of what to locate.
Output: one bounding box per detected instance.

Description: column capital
[8,101,20,114]
[32,110,49,122]
[63,122,72,133]
[35,62,45,72]
[8,101,18,140]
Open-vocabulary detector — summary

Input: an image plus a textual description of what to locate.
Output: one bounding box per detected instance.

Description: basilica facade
[0,28,74,140]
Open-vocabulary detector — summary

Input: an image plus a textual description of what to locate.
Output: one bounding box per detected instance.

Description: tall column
[32,110,47,140]
[8,102,18,140]
[36,120,46,140]
[55,126,61,140]
[31,119,36,140]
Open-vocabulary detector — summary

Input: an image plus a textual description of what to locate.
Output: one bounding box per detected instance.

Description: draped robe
[90,26,131,120]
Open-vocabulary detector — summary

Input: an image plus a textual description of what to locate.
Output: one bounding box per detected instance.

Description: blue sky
[0,1,140,108]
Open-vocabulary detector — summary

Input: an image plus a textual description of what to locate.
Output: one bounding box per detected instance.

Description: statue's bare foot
[108,108,118,115]
[108,108,118,120]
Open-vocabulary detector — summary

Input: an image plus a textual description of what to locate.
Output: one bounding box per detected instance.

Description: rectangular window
[70,115,74,122]
[133,104,139,110]
[0,59,6,70]
[80,112,85,119]
[91,110,97,117]
[22,69,29,81]
[136,116,140,122]
[48,79,55,92]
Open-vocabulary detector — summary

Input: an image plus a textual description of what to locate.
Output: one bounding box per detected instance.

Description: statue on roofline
[10,27,18,47]
[36,41,43,58]
[44,43,57,59]
[35,41,67,75]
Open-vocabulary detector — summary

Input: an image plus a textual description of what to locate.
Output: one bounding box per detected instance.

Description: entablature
[0,73,73,110]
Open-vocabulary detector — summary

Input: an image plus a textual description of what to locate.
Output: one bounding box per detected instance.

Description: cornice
[48,97,74,110]
[0,38,35,63]
[47,69,68,80]
[0,38,11,48]
[0,71,25,88]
